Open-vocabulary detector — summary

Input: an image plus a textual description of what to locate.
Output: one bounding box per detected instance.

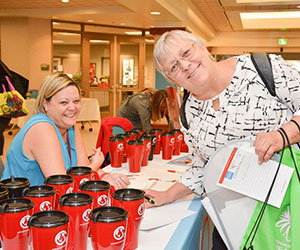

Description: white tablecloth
[10,98,100,129]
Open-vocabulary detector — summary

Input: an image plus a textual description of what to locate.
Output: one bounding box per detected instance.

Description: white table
[9,98,101,132]
[98,153,211,250]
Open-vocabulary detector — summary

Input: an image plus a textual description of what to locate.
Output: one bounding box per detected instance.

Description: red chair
[96,117,133,167]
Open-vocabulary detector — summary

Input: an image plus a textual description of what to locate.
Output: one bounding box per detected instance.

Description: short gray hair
[153,30,206,79]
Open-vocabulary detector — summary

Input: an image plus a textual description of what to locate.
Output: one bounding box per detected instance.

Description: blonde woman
[2,73,129,189]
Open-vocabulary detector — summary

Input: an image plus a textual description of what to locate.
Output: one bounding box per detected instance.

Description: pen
[167,170,184,174]
[148,178,177,183]
[145,196,156,205]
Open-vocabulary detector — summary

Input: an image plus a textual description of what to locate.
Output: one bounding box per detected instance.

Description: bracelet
[98,172,109,180]
[291,119,300,133]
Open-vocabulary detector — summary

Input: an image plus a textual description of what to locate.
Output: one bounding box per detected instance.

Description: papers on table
[217,147,294,208]
[140,196,196,231]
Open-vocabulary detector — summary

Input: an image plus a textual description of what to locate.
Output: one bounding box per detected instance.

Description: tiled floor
[1,121,100,165]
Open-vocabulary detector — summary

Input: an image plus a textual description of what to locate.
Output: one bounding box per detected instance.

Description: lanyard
[66,134,71,163]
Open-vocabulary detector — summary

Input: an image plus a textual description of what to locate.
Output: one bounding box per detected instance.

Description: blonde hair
[153,30,207,79]
[34,73,80,114]
[151,89,167,121]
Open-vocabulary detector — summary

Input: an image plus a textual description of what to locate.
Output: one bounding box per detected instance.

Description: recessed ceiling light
[61,0,69,3]
[150,11,160,15]
[241,11,300,19]
[120,23,125,26]
[87,20,94,23]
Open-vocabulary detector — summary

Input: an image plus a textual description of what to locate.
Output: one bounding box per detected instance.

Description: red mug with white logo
[112,189,145,250]
[0,198,34,250]
[28,210,74,250]
[160,132,175,160]
[89,206,128,250]
[67,166,97,192]
[79,180,111,208]
[138,136,152,167]
[59,193,93,250]
[45,175,74,210]
[109,136,125,168]
[170,129,183,155]
[126,140,144,173]
[23,185,56,213]
[150,129,163,155]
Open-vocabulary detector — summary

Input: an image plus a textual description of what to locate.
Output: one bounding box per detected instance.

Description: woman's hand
[101,173,130,190]
[89,148,104,170]
[253,130,283,164]
[144,189,170,208]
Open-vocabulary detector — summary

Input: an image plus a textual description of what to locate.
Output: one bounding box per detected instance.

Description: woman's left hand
[89,148,105,170]
[101,173,130,190]
[253,130,283,164]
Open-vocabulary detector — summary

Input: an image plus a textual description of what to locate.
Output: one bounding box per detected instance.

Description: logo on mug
[66,187,73,194]
[40,201,52,211]
[20,215,31,229]
[80,178,89,185]
[177,134,183,141]
[117,143,124,151]
[138,203,145,216]
[82,208,91,222]
[97,195,108,206]
[113,226,125,241]
[146,142,151,149]
[55,230,68,246]
[153,137,157,144]
[170,138,175,144]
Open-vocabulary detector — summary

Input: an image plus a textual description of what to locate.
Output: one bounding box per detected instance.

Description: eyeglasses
[165,43,196,79]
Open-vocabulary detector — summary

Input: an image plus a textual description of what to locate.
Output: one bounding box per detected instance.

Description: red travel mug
[80,180,111,208]
[67,166,96,192]
[28,210,74,250]
[160,132,175,160]
[150,129,163,155]
[126,140,144,173]
[23,185,56,213]
[59,193,93,250]
[125,131,139,141]
[112,189,145,250]
[138,136,152,167]
[0,198,34,250]
[89,206,128,250]
[118,134,130,163]
[109,136,125,168]
[170,129,183,155]
[45,175,74,210]
[1,176,30,198]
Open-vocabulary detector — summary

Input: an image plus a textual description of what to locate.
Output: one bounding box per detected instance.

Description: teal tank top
[1,113,77,185]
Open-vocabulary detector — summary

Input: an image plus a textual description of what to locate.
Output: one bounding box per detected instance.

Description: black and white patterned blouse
[179,54,300,196]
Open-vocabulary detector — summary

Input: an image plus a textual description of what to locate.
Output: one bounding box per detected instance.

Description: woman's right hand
[144,189,170,208]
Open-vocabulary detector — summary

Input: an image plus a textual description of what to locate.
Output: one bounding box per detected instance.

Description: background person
[145,30,300,249]
[117,88,168,131]
[1,73,129,189]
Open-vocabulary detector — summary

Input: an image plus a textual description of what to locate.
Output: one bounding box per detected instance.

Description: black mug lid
[131,128,143,132]
[1,176,30,189]
[28,210,69,228]
[140,135,152,141]
[90,206,128,223]
[45,175,74,185]
[150,129,163,133]
[79,180,110,191]
[0,187,8,196]
[66,166,92,176]
[59,192,93,207]
[125,130,139,136]
[109,136,125,142]
[117,133,130,139]
[112,188,145,202]
[23,185,56,198]
[170,129,181,134]
[127,140,144,146]
[0,198,34,213]
[161,132,174,137]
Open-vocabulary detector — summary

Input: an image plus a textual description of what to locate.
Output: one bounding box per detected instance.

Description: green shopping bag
[241,147,300,250]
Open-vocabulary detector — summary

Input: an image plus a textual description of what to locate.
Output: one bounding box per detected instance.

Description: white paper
[217,147,294,208]
[140,198,196,231]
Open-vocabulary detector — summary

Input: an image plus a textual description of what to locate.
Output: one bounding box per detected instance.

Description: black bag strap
[0,60,12,78]
[250,52,276,97]
[179,89,190,129]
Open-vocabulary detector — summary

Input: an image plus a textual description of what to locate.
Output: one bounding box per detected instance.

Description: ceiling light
[90,40,109,44]
[125,31,142,35]
[150,11,160,15]
[52,16,59,19]
[120,23,125,26]
[61,0,69,2]
[53,22,60,25]
[241,12,300,19]
[53,40,64,43]
[87,20,94,23]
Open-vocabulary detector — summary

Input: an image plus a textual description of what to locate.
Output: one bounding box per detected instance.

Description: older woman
[1,73,129,189]
[145,30,300,249]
